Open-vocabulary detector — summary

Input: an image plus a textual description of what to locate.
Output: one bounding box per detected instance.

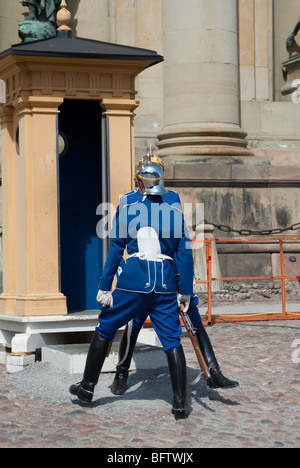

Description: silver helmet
[136,148,166,195]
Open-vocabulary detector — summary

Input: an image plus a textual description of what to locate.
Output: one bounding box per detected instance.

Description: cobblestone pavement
[0,318,299,449]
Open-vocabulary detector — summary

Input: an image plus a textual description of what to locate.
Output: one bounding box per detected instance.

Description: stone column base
[157,124,253,157]
[0,293,67,316]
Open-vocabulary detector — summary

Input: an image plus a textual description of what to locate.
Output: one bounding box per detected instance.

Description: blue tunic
[99,189,194,295]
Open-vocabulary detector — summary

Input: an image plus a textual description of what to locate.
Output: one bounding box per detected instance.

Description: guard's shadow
[72,366,240,415]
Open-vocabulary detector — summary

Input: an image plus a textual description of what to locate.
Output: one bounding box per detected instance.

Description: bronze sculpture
[19,0,61,42]
[287,19,300,48]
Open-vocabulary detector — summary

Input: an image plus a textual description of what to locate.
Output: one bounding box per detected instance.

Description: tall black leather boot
[111,325,139,395]
[166,345,188,420]
[69,330,110,403]
[195,321,239,389]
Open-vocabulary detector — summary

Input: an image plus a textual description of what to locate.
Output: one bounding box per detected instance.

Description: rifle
[179,304,211,383]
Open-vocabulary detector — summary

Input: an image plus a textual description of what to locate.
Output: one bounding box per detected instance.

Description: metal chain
[0,220,299,238]
[201,221,300,237]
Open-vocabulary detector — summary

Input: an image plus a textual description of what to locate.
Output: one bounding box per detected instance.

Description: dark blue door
[58,100,102,311]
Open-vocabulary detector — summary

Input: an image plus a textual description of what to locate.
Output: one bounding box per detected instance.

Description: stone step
[42,339,165,374]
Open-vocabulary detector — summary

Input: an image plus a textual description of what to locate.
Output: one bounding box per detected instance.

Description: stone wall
[0,0,300,281]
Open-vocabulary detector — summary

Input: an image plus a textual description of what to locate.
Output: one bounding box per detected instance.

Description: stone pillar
[0,106,16,313]
[101,98,140,209]
[158,0,251,157]
[0,97,67,316]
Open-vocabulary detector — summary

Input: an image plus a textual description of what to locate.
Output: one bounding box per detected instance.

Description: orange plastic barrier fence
[193,236,300,325]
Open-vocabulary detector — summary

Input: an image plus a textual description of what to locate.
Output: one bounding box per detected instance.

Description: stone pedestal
[282,53,300,102]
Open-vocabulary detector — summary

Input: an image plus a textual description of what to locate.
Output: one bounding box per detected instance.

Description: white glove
[177,294,191,313]
[96,290,113,307]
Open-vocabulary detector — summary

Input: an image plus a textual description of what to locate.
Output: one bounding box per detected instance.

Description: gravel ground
[1,307,300,449]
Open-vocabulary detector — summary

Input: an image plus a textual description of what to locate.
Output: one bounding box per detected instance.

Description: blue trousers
[129,294,202,335]
[96,289,182,352]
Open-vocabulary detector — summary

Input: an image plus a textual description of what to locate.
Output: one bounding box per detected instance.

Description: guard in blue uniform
[69,150,194,419]
[109,193,239,396]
